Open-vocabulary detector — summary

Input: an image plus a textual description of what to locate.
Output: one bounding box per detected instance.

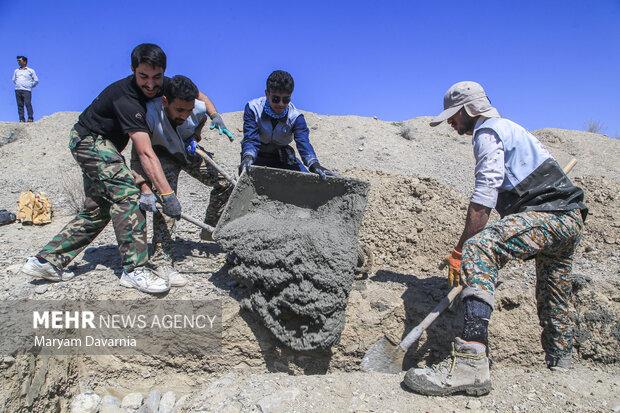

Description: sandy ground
[0,112,618,412]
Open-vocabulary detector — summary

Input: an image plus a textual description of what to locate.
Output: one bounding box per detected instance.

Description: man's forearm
[198,91,217,117]
[138,153,173,195]
[455,202,492,251]
[130,131,174,195]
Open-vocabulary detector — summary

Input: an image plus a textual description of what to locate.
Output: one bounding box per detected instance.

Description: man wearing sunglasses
[239,70,334,179]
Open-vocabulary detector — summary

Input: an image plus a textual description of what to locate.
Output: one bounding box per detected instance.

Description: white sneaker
[157,265,188,287]
[119,267,170,294]
[21,256,74,282]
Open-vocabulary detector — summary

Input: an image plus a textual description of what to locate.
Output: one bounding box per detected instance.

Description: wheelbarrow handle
[155,206,215,232]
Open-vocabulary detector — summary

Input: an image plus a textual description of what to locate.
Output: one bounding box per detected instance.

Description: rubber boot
[403,337,491,396]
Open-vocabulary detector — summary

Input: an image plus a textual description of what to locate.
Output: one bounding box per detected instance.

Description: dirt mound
[350,169,467,273]
[342,169,619,367]
[0,113,618,412]
[573,175,620,256]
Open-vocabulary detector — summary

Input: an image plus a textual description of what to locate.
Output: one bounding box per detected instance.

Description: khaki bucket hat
[430,81,499,127]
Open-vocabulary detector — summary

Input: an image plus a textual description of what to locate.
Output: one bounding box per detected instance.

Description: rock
[100,394,121,406]
[121,393,144,411]
[612,403,620,413]
[2,356,15,365]
[99,395,123,413]
[256,388,300,412]
[466,399,482,409]
[100,406,124,413]
[158,391,176,413]
[144,389,161,413]
[34,284,48,294]
[70,392,101,413]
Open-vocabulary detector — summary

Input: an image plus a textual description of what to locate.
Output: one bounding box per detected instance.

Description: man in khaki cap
[403,81,588,396]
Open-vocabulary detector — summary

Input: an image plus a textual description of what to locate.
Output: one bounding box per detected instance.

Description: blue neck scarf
[264,101,289,120]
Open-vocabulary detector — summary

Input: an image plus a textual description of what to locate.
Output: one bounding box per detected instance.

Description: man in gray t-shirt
[131,75,234,287]
[12,55,38,122]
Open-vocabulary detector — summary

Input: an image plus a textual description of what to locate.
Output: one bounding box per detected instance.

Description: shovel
[155,206,215,232]
[194,147,237,186]
[150,147,236,233]
[360,158,578,373]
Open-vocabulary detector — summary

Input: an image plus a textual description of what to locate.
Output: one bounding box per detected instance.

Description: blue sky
[1,0,619,136]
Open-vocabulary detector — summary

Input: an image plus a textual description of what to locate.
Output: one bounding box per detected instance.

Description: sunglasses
[270,95,291,104]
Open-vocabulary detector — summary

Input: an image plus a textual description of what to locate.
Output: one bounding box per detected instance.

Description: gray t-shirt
[146,98,207,164]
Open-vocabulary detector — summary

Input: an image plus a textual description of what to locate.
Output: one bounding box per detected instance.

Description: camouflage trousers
[38,129,148,272]
[461,209,584,358]
[131,151,233,268]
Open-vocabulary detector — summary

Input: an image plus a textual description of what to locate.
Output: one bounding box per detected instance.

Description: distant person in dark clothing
[12,56,38,122]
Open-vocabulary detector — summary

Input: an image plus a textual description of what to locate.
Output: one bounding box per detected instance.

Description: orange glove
[446,249,462,287]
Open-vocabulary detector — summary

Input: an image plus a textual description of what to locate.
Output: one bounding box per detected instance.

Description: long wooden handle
[563,158,577,174]
[195,147,237,186]
[399,285,463,350]
[180,212,215,232]
[155,206,215,232]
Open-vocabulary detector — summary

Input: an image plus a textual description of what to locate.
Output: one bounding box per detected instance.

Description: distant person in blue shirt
[239,70,334,180]
[12,56,38,122]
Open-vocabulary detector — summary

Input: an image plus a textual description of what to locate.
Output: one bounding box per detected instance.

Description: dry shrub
[60,170,85,214]
[586,120,604,134]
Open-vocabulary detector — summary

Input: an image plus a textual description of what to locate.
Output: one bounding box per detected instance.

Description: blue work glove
[309,162,335,181]
[239,155,254,175]
[139,193,158,212]
[160,192,182,219]
[185,137,198,155]
[209,113,235,141]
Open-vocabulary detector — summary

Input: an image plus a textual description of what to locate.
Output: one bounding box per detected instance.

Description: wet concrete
[215,167,369,350]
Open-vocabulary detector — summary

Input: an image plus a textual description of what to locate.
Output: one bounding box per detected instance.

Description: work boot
[21,256,75,282]
[119,267,170,294]
[546,353,572,371]
[156,265,188,287]
[403,337,491,396]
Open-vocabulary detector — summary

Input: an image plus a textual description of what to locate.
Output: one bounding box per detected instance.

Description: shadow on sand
[371,269,463,370]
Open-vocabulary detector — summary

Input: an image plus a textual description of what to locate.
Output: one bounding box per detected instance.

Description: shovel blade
[360,335,406,374]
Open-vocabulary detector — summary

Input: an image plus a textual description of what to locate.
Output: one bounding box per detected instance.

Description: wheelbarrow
[212,166,372,350]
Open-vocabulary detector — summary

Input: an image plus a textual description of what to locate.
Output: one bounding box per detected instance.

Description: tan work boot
[403,337,491,396]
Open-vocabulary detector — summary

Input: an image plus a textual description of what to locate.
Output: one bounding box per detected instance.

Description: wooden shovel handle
[195,147,238,186]
[399,285,463,350]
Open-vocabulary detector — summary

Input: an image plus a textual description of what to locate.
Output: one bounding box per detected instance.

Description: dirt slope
[0,113,618,412]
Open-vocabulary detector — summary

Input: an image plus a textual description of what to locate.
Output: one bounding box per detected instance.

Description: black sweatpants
[15,90,33,121]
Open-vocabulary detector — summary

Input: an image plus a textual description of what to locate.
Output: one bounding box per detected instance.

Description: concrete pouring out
[215,167,370,350]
